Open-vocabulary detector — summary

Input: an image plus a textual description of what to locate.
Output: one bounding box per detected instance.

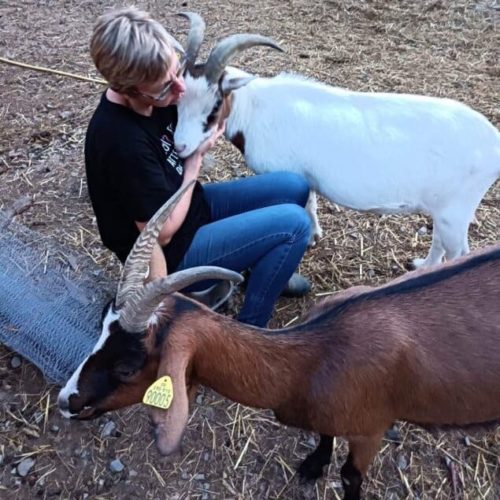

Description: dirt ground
[1,0,499,499]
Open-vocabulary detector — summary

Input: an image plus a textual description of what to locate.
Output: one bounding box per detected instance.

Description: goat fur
[174,68,500,265]
[59,243,500,499]
[152,245,500,452]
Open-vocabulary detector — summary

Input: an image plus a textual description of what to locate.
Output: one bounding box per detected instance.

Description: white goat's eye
[203,99,223,132]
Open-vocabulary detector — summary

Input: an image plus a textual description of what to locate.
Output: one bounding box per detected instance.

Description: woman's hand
[196,120,226,157]
[183,121,226,179]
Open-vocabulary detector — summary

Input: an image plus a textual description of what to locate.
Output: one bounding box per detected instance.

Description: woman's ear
[148,350,191,456]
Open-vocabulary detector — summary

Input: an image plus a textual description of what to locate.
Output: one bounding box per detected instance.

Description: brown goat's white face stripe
[58,305,120,418]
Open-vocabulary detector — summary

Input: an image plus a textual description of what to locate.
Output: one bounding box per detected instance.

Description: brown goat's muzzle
[74,406,104,420]
[152,421,182,457]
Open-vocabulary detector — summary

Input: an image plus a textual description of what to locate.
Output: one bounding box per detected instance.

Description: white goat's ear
[220,75,257,95]
[148,352,190,456]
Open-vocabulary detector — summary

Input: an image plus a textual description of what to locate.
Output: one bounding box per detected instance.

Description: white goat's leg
[414,207,472,268]
[412,227,445,269]
[438,208,473,262]
[305,190,323,246]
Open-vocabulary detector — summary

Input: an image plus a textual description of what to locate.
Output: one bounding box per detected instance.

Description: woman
[85,6,311,327]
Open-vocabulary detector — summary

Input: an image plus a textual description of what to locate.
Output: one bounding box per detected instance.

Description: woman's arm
[135,122,226,246]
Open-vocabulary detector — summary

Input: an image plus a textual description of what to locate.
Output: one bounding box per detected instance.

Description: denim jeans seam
[211,200,307,222]
[203,232,296,320]
[243,235,295,320]
[202,232,295,267]
[255,222,310,305]
[265,198,306,206]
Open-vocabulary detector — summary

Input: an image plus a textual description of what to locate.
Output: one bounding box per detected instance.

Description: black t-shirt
[85,93,210,269]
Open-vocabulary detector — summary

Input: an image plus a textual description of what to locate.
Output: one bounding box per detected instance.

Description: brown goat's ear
[148,351,191,457]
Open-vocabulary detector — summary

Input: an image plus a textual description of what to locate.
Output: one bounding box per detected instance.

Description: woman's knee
[268,171,310,207]
[280,204,311,243]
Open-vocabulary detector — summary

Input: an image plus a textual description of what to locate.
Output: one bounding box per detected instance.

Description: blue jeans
[174,171,311,327]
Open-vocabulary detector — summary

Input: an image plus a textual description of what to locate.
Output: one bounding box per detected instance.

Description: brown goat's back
[305,246,500,436]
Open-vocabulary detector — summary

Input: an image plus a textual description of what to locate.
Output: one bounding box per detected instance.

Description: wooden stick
[1,195,34,230]
[0,56,107,85]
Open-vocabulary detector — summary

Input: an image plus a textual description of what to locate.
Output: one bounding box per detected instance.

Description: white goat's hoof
[308,229,323,248]
[411,258,426,269]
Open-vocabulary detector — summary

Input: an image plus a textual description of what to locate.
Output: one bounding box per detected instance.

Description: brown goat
[58,184,500,500]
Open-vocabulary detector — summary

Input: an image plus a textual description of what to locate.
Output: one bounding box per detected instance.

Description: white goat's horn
[204,34,283,84]
[115,181,195,309]
[166,33,185,57]
[119,266,244,332]
[177,12,205,66]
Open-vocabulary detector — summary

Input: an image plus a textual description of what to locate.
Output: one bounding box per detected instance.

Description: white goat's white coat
[174,68,500,267]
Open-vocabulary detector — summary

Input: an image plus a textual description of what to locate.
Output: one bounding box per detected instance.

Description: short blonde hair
[90,6,176,93]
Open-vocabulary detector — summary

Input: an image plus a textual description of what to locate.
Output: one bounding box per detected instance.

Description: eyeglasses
[135,51,187,102]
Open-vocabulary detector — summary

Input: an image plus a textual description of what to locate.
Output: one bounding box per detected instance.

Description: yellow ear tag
[142,376,174,409]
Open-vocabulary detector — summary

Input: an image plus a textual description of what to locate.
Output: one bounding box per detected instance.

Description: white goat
[173,13,500,267]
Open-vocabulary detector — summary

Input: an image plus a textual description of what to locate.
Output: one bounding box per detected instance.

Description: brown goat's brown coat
[150,246,500,472]
[63,244,500,496]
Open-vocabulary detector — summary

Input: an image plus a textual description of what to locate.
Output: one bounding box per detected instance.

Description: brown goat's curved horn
[115,181,195,309]
[177,12,205,67]
[119,266,244,332]
[204,34,283,84]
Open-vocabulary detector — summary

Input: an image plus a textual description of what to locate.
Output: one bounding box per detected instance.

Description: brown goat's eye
[113,363,138,379]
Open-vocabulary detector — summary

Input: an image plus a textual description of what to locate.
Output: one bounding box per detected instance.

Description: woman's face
[133,51,187,107]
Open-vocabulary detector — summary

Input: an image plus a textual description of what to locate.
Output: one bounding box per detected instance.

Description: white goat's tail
[495,139,500,178]
[497,145,500,179]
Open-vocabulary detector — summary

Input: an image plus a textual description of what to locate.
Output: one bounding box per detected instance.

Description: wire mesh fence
[0,211,113,384]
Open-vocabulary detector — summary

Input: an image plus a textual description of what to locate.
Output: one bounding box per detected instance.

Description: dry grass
[0,0,499,498]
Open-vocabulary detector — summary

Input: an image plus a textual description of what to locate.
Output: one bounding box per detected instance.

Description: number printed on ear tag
[142,376,174,409]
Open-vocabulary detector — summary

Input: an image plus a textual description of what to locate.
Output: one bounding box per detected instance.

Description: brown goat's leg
[341,433,383,500]
[297,434,333,482]
[187,380,199,404]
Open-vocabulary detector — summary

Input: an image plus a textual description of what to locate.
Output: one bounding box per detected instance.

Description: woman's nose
[174,75,186,94]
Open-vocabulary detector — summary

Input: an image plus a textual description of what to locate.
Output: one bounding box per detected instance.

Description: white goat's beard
[201,153,215,172]
[174,128,213,159]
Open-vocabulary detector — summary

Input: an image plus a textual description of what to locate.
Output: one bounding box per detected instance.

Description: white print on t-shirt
[160,124,183,176]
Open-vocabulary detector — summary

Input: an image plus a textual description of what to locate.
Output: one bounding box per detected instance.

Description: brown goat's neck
[175,315,320,411]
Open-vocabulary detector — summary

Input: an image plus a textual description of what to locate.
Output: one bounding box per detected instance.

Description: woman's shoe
[281,273,311,298]
[186,280,235,311]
